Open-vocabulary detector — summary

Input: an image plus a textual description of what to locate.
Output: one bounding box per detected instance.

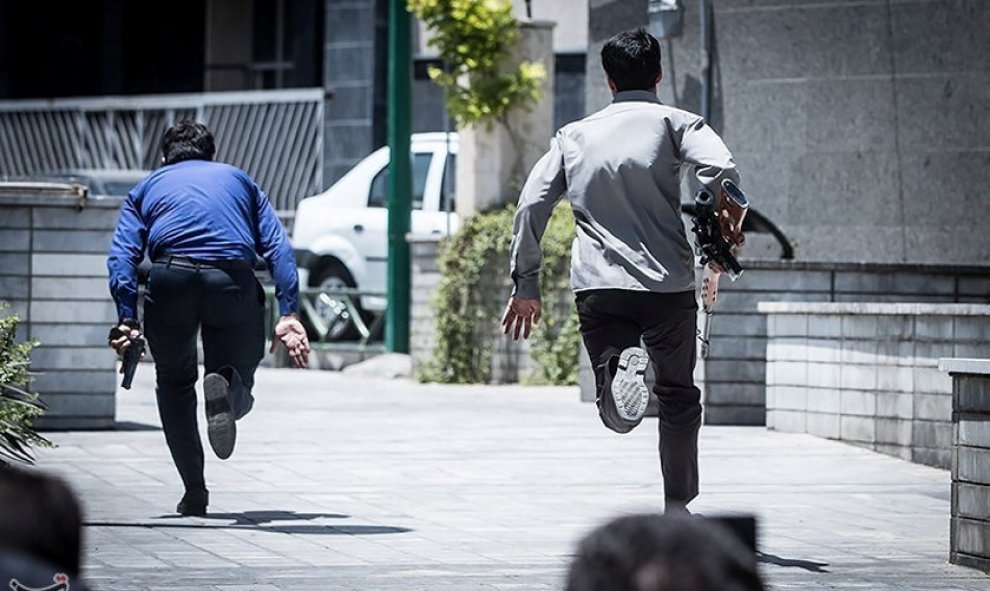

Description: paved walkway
[33,368,989,590]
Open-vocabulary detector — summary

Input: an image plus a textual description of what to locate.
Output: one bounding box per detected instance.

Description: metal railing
[0,89,324,214]
[264,286,386,356]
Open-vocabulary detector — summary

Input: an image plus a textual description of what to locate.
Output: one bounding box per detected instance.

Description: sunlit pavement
[34,367,988,590]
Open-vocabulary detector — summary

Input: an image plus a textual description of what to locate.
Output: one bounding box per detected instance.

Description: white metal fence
[0,89,324,214]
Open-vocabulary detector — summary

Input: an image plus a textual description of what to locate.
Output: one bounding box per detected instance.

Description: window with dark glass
[368,153,432,209]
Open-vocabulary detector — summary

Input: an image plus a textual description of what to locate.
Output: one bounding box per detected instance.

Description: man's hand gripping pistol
[691,178,749,358]
[108,324,145,390]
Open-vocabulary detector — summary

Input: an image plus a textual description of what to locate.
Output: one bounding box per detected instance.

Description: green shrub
[0,306,51,466]
[418,201,580,385]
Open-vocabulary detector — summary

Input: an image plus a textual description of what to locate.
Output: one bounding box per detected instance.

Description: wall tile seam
[324,40,375,49]
[324,117,375,126]
[954,413,990,423]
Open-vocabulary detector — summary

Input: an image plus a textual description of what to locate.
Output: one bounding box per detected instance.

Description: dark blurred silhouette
[566,513,765,591]
[0,467,91,590]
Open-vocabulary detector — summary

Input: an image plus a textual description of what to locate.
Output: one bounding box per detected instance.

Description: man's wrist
[118,317,141,330]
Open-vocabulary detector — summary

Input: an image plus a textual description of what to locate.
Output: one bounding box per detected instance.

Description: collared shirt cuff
[512,278,541,301]
[117,302,138,322]
[277,298,299,317]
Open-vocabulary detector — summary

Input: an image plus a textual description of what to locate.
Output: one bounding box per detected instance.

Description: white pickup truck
[292,132,459,340]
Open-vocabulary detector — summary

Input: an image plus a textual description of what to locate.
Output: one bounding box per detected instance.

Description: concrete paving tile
[28,369,990,590]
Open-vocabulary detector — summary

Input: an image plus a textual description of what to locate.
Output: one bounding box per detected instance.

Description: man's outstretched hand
[501,296,542,341]
[271,314,310,368]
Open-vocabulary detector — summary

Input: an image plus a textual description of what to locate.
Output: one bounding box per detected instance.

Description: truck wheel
[308,264,360,342]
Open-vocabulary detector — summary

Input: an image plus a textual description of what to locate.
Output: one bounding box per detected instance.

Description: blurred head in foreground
[0,467,84,577]
[565,513,765,591]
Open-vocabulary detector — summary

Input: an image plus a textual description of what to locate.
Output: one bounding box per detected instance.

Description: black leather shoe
[177,489,209,516]
[204,372,236,460]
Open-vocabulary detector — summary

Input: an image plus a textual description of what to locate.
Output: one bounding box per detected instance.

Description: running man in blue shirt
[107,121,309,516]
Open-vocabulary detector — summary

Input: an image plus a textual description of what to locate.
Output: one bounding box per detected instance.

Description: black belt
[154,255,254,270]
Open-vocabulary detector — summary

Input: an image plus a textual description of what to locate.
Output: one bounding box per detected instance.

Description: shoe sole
[611,347,649,423]
[204,373,236,460]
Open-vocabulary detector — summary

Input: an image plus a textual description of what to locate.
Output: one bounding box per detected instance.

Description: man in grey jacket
[502,28,741,514]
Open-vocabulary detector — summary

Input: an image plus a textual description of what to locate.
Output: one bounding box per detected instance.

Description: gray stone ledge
[741,258,990,276]
[0,193,122,209]
[406,233,446,244]
[759,302,990,316]
[940,358,990,376]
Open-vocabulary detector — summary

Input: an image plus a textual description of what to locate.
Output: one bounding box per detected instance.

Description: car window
[368,153,432,209]
[440,153,456,213]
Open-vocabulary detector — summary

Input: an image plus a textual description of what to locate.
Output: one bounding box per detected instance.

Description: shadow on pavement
[154,510,351,524]
[112,421,161,431]
[757,552,830,573]
[86,522,411,535]
[87,510,412,535]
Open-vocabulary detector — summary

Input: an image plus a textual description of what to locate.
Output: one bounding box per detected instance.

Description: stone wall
[0,192,121,429]
[941,358,990,573]
[704,260,990,426]
[761,303,990,469]
[323,0,384,185]
[647,0,990,265]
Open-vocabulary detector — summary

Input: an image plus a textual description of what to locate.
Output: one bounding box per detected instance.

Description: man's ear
[606,75,617,94]
[655,70,663,86]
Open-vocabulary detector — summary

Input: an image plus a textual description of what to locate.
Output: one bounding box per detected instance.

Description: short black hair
[601,28,662,92]
[161,120,216,165]
[565,514,765,591]
[0,467,84,576]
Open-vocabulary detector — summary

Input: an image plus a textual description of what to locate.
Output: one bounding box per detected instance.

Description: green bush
[0,306,51,466]
[418,202,580,385]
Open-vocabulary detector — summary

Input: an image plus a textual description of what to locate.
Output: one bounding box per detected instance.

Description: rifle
[691,178,749,358]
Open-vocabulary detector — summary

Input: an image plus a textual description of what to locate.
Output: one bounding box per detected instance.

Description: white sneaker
[611,347,650,424]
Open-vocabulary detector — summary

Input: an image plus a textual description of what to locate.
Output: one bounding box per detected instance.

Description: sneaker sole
[204,373,236,460]
[611,347,649,422]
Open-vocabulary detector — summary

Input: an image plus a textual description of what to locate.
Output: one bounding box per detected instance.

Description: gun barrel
[120,337,145,390]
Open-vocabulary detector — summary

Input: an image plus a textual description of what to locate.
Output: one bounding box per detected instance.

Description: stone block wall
[652,0,990,266]
[0,193,122,429]
[941,358,990,573]
[761,303,990,469]
[705,260,989,426]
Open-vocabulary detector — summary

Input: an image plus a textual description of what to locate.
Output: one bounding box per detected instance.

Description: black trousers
[143,262,265,492]
[575,288,702,505]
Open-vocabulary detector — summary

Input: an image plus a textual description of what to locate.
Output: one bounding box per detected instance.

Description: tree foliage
[407,0,545,127]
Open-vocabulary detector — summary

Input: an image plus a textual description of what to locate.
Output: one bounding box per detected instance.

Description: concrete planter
[0,190,122,429]
[761,302,990,469]
[942,358,990,573]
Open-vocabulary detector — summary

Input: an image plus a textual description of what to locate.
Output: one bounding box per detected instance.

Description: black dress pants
[576,288,702,505]
[143,262,265,492]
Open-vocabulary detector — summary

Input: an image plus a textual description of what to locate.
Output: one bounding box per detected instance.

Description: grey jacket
[509,90,740,300]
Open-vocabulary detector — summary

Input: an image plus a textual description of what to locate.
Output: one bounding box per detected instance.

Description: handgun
[119,335,145,390]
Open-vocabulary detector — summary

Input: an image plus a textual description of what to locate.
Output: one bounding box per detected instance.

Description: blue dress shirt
[107,159,300,320]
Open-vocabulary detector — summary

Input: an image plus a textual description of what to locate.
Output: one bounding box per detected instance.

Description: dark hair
[565,514,765,591]
[601,28,663,92]
[0,467,84,576]
[161,120,216,165]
